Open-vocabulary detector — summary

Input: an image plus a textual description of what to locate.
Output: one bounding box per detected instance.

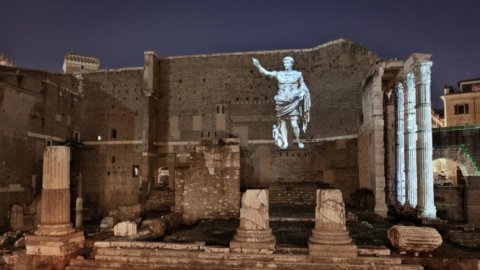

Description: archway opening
[433,158,467,186]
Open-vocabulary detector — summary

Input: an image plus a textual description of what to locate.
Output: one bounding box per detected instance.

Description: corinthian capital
[414,61,433,85]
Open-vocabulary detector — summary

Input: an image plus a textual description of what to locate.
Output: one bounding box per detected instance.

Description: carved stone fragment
[387,225,442,252]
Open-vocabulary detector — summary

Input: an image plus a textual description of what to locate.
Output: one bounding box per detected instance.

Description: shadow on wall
[348,188,374,211]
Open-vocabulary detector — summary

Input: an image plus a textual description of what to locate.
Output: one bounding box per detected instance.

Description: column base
[230,229,276,254]
[308,229,357,257]
[308,242,358,257]
[35,224,74,236]
[26,231,84,257]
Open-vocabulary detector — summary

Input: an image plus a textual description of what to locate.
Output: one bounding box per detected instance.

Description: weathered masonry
[0,39,436,225]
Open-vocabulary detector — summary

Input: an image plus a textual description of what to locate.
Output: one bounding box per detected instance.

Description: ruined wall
[467,176,480,228]
[174,140,240,222]
[154,40,377,191]
[432,126,480,175]
[357,65,387,216]
[78,69,147,214]
[0,66,80,227]
[434,186,465,222]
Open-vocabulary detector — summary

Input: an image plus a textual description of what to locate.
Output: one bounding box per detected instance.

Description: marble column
[414,61,437,219]
[36,146,74,236]
[404,73,417,208]
[395,82,406,205]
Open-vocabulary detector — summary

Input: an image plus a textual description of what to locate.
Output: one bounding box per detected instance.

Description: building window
[111,156,116,163]
[97,135,102,141]
[73,130,80,142]
[111,129,117,139]
[132,165,140,177]
[454,104,469,115]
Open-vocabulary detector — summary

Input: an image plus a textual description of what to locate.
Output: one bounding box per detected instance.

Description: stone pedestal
[25,146,84,268]
[230,189,275,254]
[308,189,357,257]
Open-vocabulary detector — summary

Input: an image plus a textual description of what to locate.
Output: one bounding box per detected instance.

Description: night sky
[1,0,479,108]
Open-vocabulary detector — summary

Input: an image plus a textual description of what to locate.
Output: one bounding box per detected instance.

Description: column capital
[395,82,404,93]
[414,61,433,85]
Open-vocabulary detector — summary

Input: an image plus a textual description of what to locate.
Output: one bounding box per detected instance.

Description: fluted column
[415,61,437,219]
[36,146,74,236]
[404,73,417,208]
[395,83,406,205]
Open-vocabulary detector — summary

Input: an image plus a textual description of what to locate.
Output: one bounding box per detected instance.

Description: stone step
[68,257,423,270]
[94,247,407,266]
[67,259,246,270]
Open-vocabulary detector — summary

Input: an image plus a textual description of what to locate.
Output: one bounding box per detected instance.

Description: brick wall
[434,186,465,222]
[174,140,240,222]
[467,176,480,227]
[0,66,80,227]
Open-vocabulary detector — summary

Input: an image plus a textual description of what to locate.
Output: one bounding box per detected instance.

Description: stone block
[0,233,8,246]
[387,225,442,252]
[357,245,391,256]
[113,221,137,238]
[100,216,115,231]
[204,246,230,253]
[14,236,25,248]
[10,204,24,231]
[2,253,19,265]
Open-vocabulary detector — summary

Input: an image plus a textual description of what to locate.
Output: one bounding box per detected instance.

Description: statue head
[283,56,294,70]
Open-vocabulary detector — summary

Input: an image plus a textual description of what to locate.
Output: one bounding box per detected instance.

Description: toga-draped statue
[252,56,311,149]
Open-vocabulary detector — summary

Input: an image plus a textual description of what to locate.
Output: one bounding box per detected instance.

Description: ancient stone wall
[154,40,376,191]
[434,186,465,222]
[77,69,146,214]
[467,176,480,227]
[174,140,240,222]
[358,65,387,216]
[0,66,80,227]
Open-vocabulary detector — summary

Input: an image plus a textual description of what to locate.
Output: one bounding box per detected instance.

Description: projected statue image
[252,56,311,149]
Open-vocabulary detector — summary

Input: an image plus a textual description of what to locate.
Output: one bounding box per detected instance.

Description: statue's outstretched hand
[252,58,260,67]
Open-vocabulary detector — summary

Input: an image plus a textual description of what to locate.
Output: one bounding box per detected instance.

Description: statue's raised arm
[252,58,276,78]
